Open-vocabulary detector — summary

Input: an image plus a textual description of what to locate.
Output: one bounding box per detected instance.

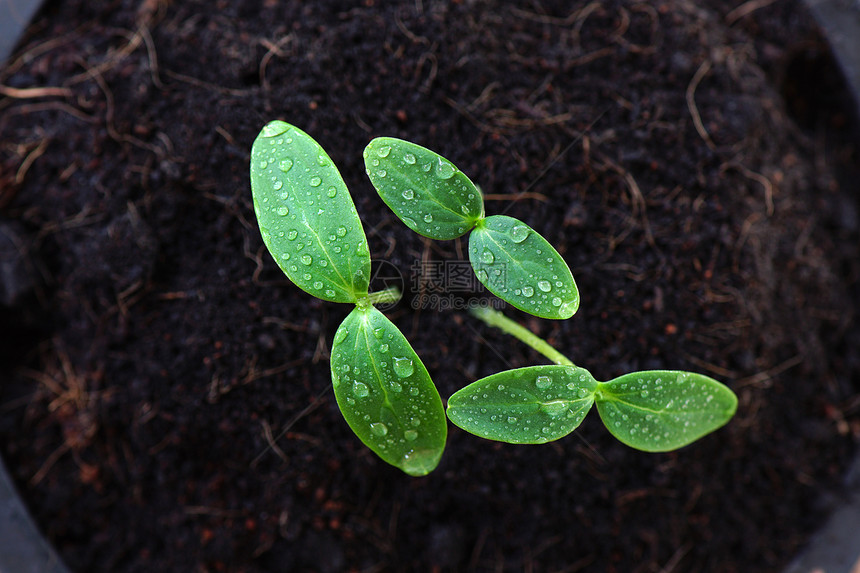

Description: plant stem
[367,286,402,306]
[469,307,575,367]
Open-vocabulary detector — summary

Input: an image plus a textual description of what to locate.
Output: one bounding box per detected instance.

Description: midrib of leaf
[394,170,477,225]
[598,392,717,417]
[359,312,402,426]
[479,226,552,279]
[298,207,357,299]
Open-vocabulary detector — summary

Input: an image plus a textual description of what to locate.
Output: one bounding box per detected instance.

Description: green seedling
[363,138,579,320]
[250,121,446,475]
[446,308,738,451]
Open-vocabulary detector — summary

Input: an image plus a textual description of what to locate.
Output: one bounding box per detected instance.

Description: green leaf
[251,121,370,303]
[330,305,447,475]
[363,137,483,240]
[595,371,738,452]
[469,215,579,319]
[446,365,597,444]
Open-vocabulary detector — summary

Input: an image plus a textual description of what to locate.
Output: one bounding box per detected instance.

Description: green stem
[366,286,402,307]
[470,307,575,367]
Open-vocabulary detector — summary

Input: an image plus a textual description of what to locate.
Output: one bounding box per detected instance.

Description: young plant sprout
[446,307,738,451]
[250,121,739,474]
[250,121,446,476]
[363,138,579,320]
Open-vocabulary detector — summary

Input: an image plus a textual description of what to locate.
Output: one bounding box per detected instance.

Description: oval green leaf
[363,137,483,240]
[469,215,579,319]
[446,365,597,444]
[251,120,370,303]
[595,371,738,452]
[330,305,447,476]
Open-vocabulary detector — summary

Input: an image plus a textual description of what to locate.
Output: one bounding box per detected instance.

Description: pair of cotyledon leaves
[250,120,737,475]
[251,120,445,476]
[363,137,579,320]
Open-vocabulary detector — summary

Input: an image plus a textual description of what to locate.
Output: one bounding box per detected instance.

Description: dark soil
[1,1,859,571]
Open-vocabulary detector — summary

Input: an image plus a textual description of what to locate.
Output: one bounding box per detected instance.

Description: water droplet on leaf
[538,280,552,292]
[309,176,322,187]
[353,382,369,398]
[511,225,530,243]
[481,250,494,264]
[435,161,455,179]
[402,189,414,200]
[393,357,414,378]
[370,422,388,436]
[521,286,534,297]
[261,122,289,138]
[301,254,312,265]
[559,300,577,317]
[377,145,392,158]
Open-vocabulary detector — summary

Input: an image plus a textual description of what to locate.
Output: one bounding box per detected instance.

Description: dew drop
[373,327,385,339]
[402,217,418,228]
[537,280,552,292]
[278,159,293,172]
[520,286,534,298]
[422,213,433,223]
[507,416,517,424]
[377,145,392,158]
[276,206,289,217]
[577,387,589,398]
[409,387,420,396]
[422,163,432,172]
[333,328,348,345]
[435,160,455,179]
[404,430,418,441]
[460,205,470,215]
[309,176,322,187]
[353,382,369,398]
[273,180,283,190]
[476,269,489,282]
[336,226,348,237]
[511,225,530,243]
[301,254,312,266]
[370,422,388,437]
[559,300,577,317]
[287,230,298,240]
[325,289,335,297]
[541,400,567,417]
[481,250,495,264]
[317,154,328,166]
[379,343,389,353]
[326,187,337,198]
[280,253,290,261]
[551,297,562,307]
[313,281,323,290]
[389,381,402,392]
[261,121,289,138]
[536,375,552,389]
[376,170,387,178]
[259,160,268,169]
[393,357,414,378]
